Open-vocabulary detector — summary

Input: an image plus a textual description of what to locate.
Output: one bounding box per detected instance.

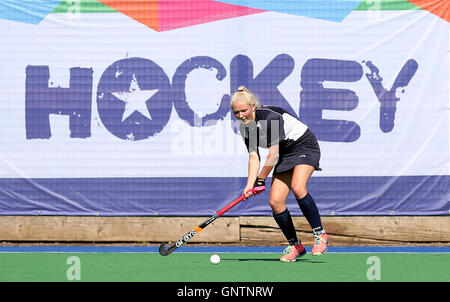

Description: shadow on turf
[221,258,326,263]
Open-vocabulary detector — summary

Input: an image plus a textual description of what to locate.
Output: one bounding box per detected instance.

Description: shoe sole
[312,249,327,256]
[280,250,307,262]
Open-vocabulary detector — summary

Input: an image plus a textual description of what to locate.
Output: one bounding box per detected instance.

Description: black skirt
[273,128,321,174]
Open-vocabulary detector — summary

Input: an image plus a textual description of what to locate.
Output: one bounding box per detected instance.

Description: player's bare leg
[291,165,328,255]
[270,171,306,262]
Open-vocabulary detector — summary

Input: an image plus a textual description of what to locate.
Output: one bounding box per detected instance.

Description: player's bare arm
[258,144,279,180]
[244,151,260,198]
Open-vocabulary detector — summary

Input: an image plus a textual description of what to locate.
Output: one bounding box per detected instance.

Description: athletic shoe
[312,233,328,255]
[280,243,307,262]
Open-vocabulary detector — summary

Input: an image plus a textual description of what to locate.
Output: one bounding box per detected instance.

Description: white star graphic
[112,74,158,122]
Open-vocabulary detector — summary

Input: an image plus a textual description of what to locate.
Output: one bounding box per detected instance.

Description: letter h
[25,66,93,139]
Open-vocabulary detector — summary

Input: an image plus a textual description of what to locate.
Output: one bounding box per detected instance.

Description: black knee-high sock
[273,209,299,245]
[296,193,324,234]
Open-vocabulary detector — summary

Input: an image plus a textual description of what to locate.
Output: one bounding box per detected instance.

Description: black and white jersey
[239,105,308,154]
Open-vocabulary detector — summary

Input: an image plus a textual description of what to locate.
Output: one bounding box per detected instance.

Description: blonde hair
[230,86,261,108]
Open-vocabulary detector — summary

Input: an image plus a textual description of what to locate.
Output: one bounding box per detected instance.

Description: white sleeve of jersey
[281,113,308,141]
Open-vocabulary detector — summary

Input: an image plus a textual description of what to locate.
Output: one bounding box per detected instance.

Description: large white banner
[0,11,447,179]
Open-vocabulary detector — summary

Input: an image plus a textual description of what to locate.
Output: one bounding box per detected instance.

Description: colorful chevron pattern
[0,0,62,24]
[0,0,448,31]
[95,0,264,32]
[214,0,363,22]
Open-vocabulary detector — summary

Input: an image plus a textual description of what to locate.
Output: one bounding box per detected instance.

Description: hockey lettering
[25,55,418,142]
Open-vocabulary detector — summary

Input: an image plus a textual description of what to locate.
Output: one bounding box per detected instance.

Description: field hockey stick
[159,186,266,256]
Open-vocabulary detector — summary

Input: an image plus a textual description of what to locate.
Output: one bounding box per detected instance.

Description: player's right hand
[243,185,254,199]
